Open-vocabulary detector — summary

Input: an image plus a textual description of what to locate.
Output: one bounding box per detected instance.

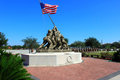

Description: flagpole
[47,13,56,27]
[39,1,56,27]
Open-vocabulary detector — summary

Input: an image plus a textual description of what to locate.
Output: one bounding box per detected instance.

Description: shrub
[101,52,108,59]
[86,52,101,58]
[101,52,113,60]
[112,50,120,62]
[0,49,33,80]
[82,52,87,57]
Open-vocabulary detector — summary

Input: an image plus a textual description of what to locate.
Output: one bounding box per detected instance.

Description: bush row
[82,50,120,62]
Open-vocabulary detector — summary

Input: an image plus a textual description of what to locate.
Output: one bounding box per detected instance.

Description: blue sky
[0,0,120,45]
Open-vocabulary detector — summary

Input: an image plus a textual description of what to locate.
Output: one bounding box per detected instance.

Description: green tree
[0,49,33,80]
[102,43,111,49]
[64,38,69,44]
[85,37,101,48]
[12,45,23,49]
[70,41,85,48]
[0,32,8,49]
[111,42,120,48]
[22,37,39,52]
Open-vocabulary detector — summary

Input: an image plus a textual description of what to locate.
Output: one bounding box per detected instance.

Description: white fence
[6,49,36,54]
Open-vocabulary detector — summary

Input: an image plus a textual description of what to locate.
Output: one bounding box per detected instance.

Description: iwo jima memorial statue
[37,26,70,52]
[22,2,82,66]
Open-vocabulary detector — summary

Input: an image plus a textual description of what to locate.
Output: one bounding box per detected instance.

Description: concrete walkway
[26,58,120,80]
[109,75,120,80]
[98,71,120,80]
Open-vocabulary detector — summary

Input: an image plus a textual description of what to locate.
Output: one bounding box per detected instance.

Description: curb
[98,70,120,80]
[31,75,40,80]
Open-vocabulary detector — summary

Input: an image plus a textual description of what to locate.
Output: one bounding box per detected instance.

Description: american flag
[40,2,58,14]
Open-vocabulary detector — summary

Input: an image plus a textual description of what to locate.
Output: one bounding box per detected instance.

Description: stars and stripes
[40,2,58,14]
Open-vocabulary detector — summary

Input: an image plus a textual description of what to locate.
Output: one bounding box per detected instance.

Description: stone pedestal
[22,52,82,66]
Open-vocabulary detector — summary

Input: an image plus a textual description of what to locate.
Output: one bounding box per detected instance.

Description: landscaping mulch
[25,58,120,80]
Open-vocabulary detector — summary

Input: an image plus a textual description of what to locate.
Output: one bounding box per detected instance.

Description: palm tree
[0,49,33,80]
[22,37,39,53]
